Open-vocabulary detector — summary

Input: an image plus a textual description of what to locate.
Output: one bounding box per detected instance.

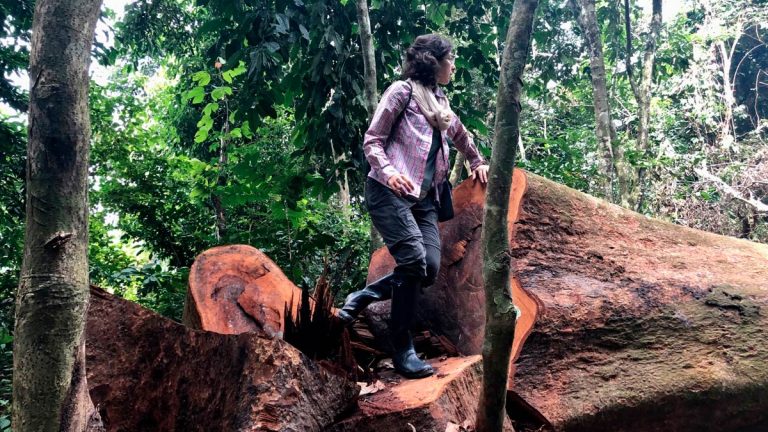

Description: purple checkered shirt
[364,81,486,201]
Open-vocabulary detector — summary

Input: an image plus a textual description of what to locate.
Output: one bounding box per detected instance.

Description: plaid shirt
[364,81,486,200]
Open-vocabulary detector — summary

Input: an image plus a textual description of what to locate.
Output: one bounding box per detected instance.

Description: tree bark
[476,1,538,430]
[88,287,359,432]
[569,0,622,203]
[13,0,104,431]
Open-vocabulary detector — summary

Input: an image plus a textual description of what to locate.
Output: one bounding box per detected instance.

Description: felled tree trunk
[184,244,505,430]
[86,287,358,431]
[367,170,768,431]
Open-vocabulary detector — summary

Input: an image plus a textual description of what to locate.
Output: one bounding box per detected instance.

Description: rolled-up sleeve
[363,81,410,182]
[448,115,486,171]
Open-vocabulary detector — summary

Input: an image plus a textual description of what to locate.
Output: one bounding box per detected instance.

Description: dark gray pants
[366,177,440,287]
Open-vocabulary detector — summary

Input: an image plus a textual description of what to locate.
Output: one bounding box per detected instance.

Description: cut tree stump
[86,287,358,431]
[366,169,768,431]
[183,245,304,337]
[329,356,513,432]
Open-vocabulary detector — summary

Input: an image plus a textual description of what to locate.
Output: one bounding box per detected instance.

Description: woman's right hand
[387,174,415,197]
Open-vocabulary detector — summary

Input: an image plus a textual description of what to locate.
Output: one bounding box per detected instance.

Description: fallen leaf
[358,379,386,396]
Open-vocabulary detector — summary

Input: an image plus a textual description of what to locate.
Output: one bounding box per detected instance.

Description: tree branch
[694,167,768,212]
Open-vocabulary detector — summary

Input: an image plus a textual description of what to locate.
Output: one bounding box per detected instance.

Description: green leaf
[192,71,211,86]
[211,86,233,100]
[230,62,247,78]
[183,86,205,104]
[196,115,213,130]
[241,120,253,138]
[187,158,209,175]
[194,129,209,143]
[203,102,219,116]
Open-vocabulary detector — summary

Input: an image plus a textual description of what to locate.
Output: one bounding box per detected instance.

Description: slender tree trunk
[475,0,538,430]
[356,0,377,123]
[569,0,622,202]
[449,151,467,185]
[213,128,228,241]
[517,134,527,163]
[14,0,104,431]
[355,0,384,251]
[625,0,661,211]
[715,39,736,143]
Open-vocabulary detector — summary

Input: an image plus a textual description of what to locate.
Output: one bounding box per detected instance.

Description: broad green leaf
[194,129,209,143]
[223,61,247,83]
[230,62,247,77]
[211,86,233,100]
[203,102,219,116]
[192,71,211,86]
[196,113,213,129]
[183,86,205,103]
[241,120,253,138]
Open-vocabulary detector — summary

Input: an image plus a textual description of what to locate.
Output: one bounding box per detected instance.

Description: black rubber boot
[336,274,395,324]
[389,275,434,379]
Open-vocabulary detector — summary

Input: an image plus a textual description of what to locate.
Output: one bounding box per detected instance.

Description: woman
[338,34,489,378]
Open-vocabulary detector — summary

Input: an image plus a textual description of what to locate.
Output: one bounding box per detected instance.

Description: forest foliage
[0,0,766,423]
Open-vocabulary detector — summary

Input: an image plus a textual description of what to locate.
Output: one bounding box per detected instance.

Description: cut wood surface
[330,356,513,432]
[367,169,768,431]
[86,286,358,432]
[183,244,304,337]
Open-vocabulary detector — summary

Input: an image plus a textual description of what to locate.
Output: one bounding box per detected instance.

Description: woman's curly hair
[402,34,453,87]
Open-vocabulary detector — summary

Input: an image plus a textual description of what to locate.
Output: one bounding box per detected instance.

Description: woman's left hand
[471,164,489,184]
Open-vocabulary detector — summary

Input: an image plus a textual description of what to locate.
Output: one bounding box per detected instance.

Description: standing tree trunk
[355,0,384,251]
[212,102,230,242]
[569,0,623,203]
[449,151,467,185]
[624,0,662,210]
[475,0,538,430]
[715,39,737,143]
[13,0,104,431]
[356,0,377,123]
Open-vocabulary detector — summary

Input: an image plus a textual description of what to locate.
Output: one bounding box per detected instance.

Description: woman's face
[436,51,456,85]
